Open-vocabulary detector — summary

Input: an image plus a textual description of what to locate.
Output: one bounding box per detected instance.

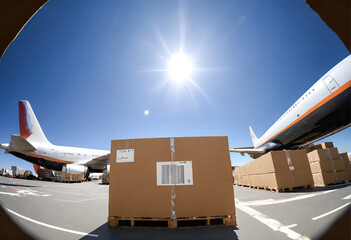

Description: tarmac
[0,176,350,240]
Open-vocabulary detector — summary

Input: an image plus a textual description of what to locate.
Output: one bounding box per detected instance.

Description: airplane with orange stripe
[230,55,351,158]
[0,101,110,177]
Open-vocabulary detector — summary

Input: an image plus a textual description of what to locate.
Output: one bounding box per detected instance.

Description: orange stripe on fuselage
[258,80,351,148]
[25,153,74,164]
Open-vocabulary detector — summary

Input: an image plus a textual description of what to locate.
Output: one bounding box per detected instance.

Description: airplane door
[322,75,339,93]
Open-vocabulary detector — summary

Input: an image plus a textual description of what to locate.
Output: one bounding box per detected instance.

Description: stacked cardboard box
[232,167,239,185]
[234,150,313,191]
[37,168,53,180]
[23,170,33,178]
[340,153,351,181]
[102,172,109,184]
[109,137,236,227]
[307,143,349,186]
[286,150,314,188]
[61,173,84,182]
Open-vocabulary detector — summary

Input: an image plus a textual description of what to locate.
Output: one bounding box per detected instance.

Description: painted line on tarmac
[235,200,310,240]
[242,189,337,206]
[46,188,108,197]
[312,202,350,221]
[4,208,99,237]
[342,194,351,200]
[0,191,19,196]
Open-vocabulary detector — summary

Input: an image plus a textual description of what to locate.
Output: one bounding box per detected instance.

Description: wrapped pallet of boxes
[340,153,351,181]
[37,169,53,180]
[319,142,334,149]
[248,151,293,191]
[284,150,314,188]
[301,143,322,153]
[108,137,236,228]
[307,147,343,186]
[240,150,313,191]
[102,172,110,184]
[232,167,238,185]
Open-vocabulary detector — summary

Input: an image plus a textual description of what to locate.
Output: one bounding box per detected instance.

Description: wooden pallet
[315,180,350,187]
[235,184,311,192]
[108,215,236,228]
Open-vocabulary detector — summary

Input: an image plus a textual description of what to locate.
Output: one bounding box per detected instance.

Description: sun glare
[168,53,193,82]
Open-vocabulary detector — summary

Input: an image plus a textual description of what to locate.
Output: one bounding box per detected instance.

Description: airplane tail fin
[19,100,50,144]
[249,126,259,146]
[33,164,41,175]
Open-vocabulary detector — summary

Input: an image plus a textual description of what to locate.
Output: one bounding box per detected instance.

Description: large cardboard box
[285,150,310,169]
[336,170,349,182]
[312,172,337,186]
[292,168,314,187]
[241,175,251,186]
[251,151,290,175]
[249,171,293,189]
[340,153,351,180]
[310,161,333,173]
[109,137,235,219]
[320,142,334,149]
[302,143,322,153]
[332,159,346,171]
[307,148,340,163]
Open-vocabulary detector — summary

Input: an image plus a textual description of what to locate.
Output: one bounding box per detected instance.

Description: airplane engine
[62,164,88,175]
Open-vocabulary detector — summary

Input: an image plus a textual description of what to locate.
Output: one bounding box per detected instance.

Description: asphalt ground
[0,176,350,240]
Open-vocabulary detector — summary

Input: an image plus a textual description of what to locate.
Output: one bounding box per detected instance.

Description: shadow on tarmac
[80,223,239,240]
[0,182,41,188]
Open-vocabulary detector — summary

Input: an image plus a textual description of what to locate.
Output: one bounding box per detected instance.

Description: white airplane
[231,55,351,158]
[0,101,110,177]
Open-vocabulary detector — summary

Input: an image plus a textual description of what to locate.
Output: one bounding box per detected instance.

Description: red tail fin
[19,101,32,139]
[33,164,41,175]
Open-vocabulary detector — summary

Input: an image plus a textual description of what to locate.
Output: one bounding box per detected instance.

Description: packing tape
[170,137,176,220]
[284,150,296,187]
[327,148,339,182]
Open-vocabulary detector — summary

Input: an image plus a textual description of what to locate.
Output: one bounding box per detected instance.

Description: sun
[167,53,193,82]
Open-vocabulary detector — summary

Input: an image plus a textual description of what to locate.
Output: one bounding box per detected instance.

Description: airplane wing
[73,154,110,171]
[229,146,266,158]
[230,147,266,154]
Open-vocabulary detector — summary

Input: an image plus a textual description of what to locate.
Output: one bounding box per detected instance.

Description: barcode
[161,165,185,185]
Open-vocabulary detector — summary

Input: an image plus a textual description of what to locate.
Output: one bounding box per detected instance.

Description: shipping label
[116,149,134,163]
[156,161,193,186]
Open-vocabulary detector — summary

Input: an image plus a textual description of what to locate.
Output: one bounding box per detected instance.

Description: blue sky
[0,0,350,172]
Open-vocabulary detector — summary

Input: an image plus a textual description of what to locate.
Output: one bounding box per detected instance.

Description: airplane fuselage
[256,56,351,152]
[9,144,109,172]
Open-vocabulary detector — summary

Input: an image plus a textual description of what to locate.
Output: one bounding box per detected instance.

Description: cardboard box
[292,168,314,187]
[336,170,350,182]
[340,153,351,180]
[312,172,337,186]
[285,150,310,169]
[250,151,290,175]
[61,173,84,182]
[310,161,333,173]
[307,148,340,163]
[109,137,235,219]
[302,143,322,153]
[320,142,334,149]
[37,169,53,179]
[340,153,351,170]
[240,175,251,186]
[332,159,346,171]
[102,172,109,184]
[249,171,293,189]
